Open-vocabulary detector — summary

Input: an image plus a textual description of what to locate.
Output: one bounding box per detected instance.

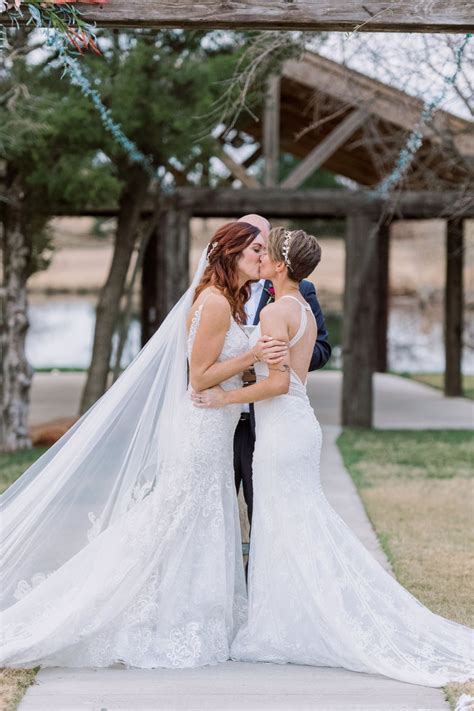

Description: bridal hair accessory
[207,241,218,260]
[282,230,293,270]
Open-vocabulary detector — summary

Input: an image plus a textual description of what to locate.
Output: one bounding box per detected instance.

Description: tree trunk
[0,170,34,452]
[79,167,151,414]
[112,211,159,382]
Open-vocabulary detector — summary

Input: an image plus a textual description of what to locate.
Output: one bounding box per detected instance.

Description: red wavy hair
[193,221,260,323]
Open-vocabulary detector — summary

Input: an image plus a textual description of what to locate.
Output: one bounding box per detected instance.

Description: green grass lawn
[0,448,48,495]
[337,429,474,709]
[396,372,474,400]
[1,448,46,708]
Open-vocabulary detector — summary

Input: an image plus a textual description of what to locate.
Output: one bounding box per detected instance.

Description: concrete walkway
[29,370,473,429]
[307,370,473,429]
[20,371,471,710]
[20,662,447,711]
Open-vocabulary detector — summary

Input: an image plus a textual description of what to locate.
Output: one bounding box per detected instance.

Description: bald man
[234,214,332,531]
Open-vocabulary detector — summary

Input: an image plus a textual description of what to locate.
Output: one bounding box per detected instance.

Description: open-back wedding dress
[231,295,473,688]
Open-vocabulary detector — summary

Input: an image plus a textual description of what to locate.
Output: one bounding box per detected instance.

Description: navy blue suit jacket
[253,279,331,371]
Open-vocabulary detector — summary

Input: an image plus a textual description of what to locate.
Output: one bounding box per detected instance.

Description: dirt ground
[27,217,474,310]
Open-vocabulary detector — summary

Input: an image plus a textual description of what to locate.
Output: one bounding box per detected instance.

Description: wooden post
[141,201,191,343]
[263,74,280,187]
[156,202,191,328]
[444,219,463,397]
[375,221,390,373]
[342,214,379,428]
[141,228,159,346]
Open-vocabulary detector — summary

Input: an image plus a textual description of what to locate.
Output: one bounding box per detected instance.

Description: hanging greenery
[1,1,163,179]
[46,29,162,181]
[1,0,102,54]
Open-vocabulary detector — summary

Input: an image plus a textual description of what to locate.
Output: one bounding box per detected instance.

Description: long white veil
[0,248,209,611]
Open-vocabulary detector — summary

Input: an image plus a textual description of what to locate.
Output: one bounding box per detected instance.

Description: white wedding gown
[0,304,247,668]
[231,296,473,687]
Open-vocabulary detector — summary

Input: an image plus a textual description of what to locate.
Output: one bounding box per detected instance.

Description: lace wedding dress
[231,295,473,687]
[0,300,247,668]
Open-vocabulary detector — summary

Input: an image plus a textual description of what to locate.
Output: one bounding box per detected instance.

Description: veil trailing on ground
[0,248,209,611]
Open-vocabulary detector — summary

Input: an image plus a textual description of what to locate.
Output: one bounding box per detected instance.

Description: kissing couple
[0,216,472,687]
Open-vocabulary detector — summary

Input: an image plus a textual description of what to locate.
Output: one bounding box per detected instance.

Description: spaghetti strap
[280,294,311,310]
[191,292,212,320]
[279,295,309,348]
[192,290,232,331]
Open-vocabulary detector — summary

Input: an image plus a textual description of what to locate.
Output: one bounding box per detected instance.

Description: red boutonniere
[264,285,275,305]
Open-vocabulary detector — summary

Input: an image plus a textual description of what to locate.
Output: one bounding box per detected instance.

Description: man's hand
[253,335,288,365]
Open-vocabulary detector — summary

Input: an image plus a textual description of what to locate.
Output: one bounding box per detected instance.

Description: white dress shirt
[245,279,266,326]
[241,280,266,414]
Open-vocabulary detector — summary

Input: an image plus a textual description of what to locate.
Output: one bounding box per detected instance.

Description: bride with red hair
[0,220,287,669]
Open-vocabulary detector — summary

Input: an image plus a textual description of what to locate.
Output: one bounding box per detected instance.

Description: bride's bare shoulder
[189,289,231,329]
[260,298,298,338]
[260,299,291,318]
[259,301,290,335]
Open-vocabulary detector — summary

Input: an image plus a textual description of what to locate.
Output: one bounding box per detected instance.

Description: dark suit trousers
[233,417,255,526]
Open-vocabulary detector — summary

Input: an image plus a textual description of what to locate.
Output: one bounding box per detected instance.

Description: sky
[24,28,473,121]
[314,31,473,120]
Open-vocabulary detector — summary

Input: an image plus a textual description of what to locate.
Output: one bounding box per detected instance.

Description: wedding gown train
[2,285,472,685]
[231,296,473,688]
[0,304,247,668]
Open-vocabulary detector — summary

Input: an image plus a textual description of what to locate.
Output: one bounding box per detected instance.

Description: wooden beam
[173,189,474,220]
[281,108,367,189]
[216,147,261,189]
[263,75,281,187]
[242,145,262,169]
[50,190,474,219]
[13,1,472,31]
[342,214,379,428]
[444,219,464,397]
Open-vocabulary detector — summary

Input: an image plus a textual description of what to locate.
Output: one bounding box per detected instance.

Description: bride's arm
[194,305,291,404]
[189,295,286,391]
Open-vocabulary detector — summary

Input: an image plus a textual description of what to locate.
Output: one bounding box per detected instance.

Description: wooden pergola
[4,5,470,427]
[136,52,473,428]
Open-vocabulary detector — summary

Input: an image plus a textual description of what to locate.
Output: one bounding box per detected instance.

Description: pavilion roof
[234,52,473,190]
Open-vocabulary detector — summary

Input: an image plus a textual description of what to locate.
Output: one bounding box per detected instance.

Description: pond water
[26,298,141,371]
[26,296,474,374]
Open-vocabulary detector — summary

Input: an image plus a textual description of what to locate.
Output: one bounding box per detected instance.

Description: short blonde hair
[268,227,321,282]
